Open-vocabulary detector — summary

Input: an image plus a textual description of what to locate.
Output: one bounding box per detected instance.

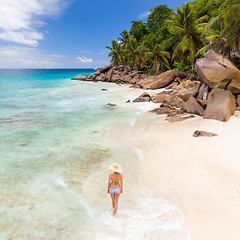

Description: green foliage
[142,34,170,72]
[147,5,174,35]
[106,40,124,65]
[118,30,131,46]
[146,68,153,74]
[163,2,205,69]
[175,57,195,73]
[199,0,240,57]
[106,0,240,71]
[191,0,224,18]
[129,21,148,42]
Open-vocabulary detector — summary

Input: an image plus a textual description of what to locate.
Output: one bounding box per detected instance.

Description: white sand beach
[131,110,240,240]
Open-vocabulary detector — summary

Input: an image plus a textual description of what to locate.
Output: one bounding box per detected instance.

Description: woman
[107,163,123,215]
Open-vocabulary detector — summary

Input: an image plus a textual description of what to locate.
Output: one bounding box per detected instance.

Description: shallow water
[0,69,190,240]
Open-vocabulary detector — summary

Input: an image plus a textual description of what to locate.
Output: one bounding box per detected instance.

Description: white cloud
[0,45,62,67]
[77,56,93,63]
[0,0,70,46]
[0,30,43,46]
[80,50,92,54]
[80,49,108,55]
[138,11,150,20]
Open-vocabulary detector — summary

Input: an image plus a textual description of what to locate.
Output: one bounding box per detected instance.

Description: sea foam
[97,194,190,240]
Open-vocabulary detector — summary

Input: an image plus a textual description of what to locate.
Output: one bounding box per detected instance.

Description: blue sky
[0,0,189,68]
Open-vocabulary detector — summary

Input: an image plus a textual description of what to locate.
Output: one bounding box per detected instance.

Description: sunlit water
[0,69,190,240]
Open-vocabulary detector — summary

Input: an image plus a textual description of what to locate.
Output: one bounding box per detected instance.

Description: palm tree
[106,40,124,66]
[118,30,131,47]
[207,0,240,57]
[125,37,144,69]
[118,37,147,70]
[197,0,240,61]
[222,0,240,57]
[163,2,205,69]
[142,34,170,72]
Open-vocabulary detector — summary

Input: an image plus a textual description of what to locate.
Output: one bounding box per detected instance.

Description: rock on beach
[195,50,240,93]
[203,88,235,122]
[139,70,177,90]
[71,50,240,122]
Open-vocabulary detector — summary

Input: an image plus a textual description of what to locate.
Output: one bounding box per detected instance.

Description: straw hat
[109,163,122,173]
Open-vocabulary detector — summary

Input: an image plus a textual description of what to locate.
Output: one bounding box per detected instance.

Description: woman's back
[109,172,122,188]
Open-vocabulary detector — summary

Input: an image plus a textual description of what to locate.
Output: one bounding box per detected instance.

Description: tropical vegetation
[106,0,240,73]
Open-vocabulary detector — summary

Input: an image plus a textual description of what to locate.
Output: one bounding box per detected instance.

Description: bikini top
[113,172,119,185]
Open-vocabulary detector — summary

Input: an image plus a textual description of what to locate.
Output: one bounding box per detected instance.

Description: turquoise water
[0,69,190,240]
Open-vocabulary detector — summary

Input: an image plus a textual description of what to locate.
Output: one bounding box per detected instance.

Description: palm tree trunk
[161,61,171,70]
[152,65,155,73]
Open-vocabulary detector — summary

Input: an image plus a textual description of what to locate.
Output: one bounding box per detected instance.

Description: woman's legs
[113,191,121,215]
[110,192,115,209]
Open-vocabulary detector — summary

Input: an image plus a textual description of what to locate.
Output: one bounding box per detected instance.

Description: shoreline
[130,110,240,240]
[71,71,240,238]
[72,51,240,123]
[70,56,240,239]
[98,93,191,239]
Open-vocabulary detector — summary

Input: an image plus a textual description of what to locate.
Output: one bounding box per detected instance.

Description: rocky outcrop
[165,81,178,90]
[176,81,201,101]
[195,50,240,93]
[227,79,240,94]
[197,98,207,108]
[181,97,204,116]
[151,91,176,104]
[96,73,107,81]
[139,70,177,89]
[150,104,183,116]
[150,104,195,122]
[197,83,208,101]
[121,74,132,83]
[203,88,235,122]
[71,74,86,80]
[71,64,200,93]
[170,96,185,108]
[133,92,151,102]
[71,52,239,122]
[107,69,114,81]
[176,71,199,81]
[98,64,113,74]
[111,73,121,82]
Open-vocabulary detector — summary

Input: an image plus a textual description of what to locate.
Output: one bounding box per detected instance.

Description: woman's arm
[107,174,111,193]
[120,174,123,194]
